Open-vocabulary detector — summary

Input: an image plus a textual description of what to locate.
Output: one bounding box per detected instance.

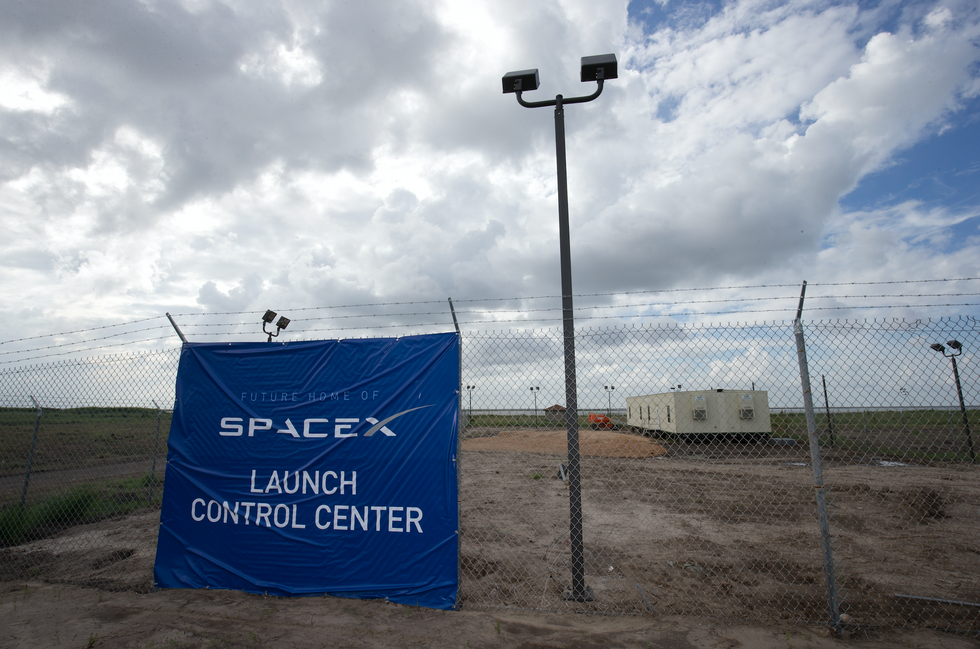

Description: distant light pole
[530,386,540,413]
[466,385,476,419]
[604,385,615,417]
[930,341,975,463]
[899,386,909,456]
[502,53,618,603]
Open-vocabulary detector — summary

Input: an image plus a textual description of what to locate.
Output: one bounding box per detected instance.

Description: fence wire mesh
[0,349,180,591]
[0,318,977,633]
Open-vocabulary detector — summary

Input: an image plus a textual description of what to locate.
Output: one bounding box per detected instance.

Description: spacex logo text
[218,405,432,439]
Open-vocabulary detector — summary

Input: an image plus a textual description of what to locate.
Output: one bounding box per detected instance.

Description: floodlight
[262,309,290,341]
[930,339,974,462]
[580,54,618,82]
[502,69,540,94]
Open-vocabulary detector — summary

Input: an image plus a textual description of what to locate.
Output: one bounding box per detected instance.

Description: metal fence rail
[0,318,977,633]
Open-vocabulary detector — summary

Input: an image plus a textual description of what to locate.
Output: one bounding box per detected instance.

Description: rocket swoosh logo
[364,405,434,437]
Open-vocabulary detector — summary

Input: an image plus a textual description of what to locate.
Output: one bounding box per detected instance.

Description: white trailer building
[625,389,771,441]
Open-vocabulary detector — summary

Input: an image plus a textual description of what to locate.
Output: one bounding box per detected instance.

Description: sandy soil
[462,429,667,457]
[2,579,979,648]
[2,427,979,647]
[457,429,980,633]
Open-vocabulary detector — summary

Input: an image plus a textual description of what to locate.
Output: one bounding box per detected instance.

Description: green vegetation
[0,406,172,474]
[0,473,162,547]
[769,408,977,434]
[769,408,978,463]
[461,407,977,462]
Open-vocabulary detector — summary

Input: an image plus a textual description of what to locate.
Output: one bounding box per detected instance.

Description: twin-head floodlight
[931,340,963,357]
[262,309,290,342]
[502,54,618,100]
[930,338,975,463]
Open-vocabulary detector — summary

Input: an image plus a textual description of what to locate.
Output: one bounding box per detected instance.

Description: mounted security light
[931,343,946,353]
[947,340,962,351]
[262,309,290,342]
[501,69,540,94]
[580,53,618,81]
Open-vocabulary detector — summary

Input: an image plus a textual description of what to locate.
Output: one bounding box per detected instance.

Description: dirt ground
[2,428,979,647]
[463,429,667,457]
[457,429,980,631]
[3,579,980,648]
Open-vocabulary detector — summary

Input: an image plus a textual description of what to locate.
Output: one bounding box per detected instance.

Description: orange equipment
[588,412,616,429]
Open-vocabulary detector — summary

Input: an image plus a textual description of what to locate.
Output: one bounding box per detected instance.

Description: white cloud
[0,66,71,114]
[0,0,978,343]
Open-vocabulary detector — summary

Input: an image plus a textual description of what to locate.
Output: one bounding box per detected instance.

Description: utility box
[625,389,771,441]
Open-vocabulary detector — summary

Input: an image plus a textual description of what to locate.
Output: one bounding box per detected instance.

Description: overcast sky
[1,0,979,346]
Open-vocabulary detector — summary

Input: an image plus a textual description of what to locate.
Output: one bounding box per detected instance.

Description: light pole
[899,386,909,456]
[466,385,476,420]
[530,386,540,421]
[930,341,975,463]
[605,385,615,417]
[502,53,617,603]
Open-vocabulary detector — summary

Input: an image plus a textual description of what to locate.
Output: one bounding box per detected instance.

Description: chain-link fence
[1,318,977,633]
[0,349,180,591]
[458,317,979,633]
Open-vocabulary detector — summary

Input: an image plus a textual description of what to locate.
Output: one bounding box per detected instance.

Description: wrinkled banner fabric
[154,332,460,609]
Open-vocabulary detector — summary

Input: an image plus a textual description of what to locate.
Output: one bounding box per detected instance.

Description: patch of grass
[0,473,162,547]
[0,406,172,474]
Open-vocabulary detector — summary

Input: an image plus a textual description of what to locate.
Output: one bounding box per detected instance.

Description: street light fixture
[262,310,290,342]
[605,385,615,417]
[503,53,617,603]
[930,340,975,463]
[529,386,540,413]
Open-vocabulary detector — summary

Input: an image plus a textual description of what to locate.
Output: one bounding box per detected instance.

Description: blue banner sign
[153,332,460,609]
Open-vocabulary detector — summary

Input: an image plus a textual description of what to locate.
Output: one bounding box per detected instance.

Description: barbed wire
[3,278,979,361]
[0,316,167,346]
[213,293,980,324]
[4,302,978,365]
[168,278,980,317]
[0,335,179,366]
[0,324,174,357]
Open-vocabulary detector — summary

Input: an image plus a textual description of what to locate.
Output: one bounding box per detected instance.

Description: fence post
[449,298,464,429]
[822,375,835,447]
[793,283,842,634]
[448,298,463,611]
[19,396,43,508]
[149,400,163,505]
[862,410,868,450]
